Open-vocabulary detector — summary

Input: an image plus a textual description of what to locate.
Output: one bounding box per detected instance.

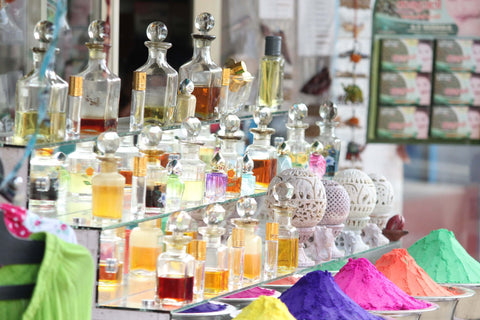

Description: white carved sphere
[320,180,350,226]
[369,173,394,216]
[333,169,377,219]
[266,168,327,228]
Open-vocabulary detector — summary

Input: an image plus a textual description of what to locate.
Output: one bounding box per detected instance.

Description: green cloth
[0,232,94,320]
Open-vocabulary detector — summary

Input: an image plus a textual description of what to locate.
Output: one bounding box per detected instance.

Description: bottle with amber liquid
[245,107,277,191]
[285,103,310,169]
[75,20,120,135]
[156,211,195,308]
[199,204,229,297]
[258,35,284,110]
[218,115,243,198]
[228,197,262,284]
[179,12,222,120]
[99,229,124,286]
[272,182,299,275]
[92,132,125,225]
[129,220,163,277]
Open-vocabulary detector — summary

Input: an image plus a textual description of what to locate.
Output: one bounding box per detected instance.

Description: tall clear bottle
[245,107,277,191]
[131,21,178,129]
[316,101,341,179]
[218,115,243,198]
[66,141,97,200]
[179,12,222,120]
[165,159,185,211]
[129,220,163,277]
[258,36,284,110]
[131,153,147,217]
[14,20,68,143]
[115,136,139,188]
[285,103,310,168]
[66,76,83,139]
[74,20,120,135]
[129,71,146,131]
[263,221,279,280]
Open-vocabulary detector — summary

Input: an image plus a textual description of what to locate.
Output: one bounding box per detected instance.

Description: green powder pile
[408,229,480,284]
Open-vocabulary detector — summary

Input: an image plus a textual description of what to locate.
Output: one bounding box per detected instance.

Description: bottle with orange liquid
[245,107,277,190]
[218,115,243,198]
[99,229,124,286]
[129,220,163,277]
[228,197,262,284]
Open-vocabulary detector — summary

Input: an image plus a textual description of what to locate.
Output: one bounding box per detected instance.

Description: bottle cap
[222,68,230,86]
[266,222,279,241]
[133,156,147,177]
[33,20,54,49]
[167,159,182,176]
[133,71,146,91]
[287,103,309,129]
[242,154,254,173]
[265,36,281,56]
[232,228,245,247]
[88,20,108,45]
[68,76,83,97]
[179,79,194,95]
[231,61,247,75]
[190,240,206,261]
[210,151,226,172]
[310,140,324,155]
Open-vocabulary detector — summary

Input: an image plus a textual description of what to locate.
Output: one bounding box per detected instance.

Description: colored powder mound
[279,270,383,320]
[224,287,275,299]
[408,229,480,284]
[317,259,348,272]
[334,258,432,310]
[179,302,227,313]
[233,296,296,320]
[267,275,301,285]
[376,248,454,297]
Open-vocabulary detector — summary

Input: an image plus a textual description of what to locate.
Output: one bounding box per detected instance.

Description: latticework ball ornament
[368,173,394,229]
[320,180,350,226]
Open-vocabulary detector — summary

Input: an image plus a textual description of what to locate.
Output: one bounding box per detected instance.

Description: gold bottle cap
[232,228,245,247]
[133,156,147,176]
[266,222,279,241]
[190,240,206,261]
[68,76,83,97]
[232,61,246,75]
[222,68,230,86]
[133,71,147,91]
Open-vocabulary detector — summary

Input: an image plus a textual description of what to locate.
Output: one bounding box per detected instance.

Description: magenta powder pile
[224,287,275,299]
[334,258,432,310]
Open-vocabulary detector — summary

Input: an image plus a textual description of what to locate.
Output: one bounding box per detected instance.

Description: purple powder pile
[179,302,227,313]
[279,270,383,320]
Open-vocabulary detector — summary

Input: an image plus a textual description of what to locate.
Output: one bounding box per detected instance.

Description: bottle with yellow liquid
[228,197,262,284]
[258,35,284,110]
[272,181,299,275]
[129,220,163,277]
[285,103,310,169]
[92,132,125,225]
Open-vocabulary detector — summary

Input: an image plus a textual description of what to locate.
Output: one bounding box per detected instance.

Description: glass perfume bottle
[272,182,299,275]
[277,142,292,174]
[116,136,139,188]
[245,107,277,191]
[129,71,146,131]
[258,35,284,110]
[66,141,97,200]
[179,12,222,120]
[205,151,227,203]
[197,125,217,171]
[174,79,196,124]
[66,76,83,139]
[92,132,125,224]
[179,117,206,207]
[240,154,256,196]
[156,211,195,308]
[131,153,147,217]
[218,115,243,198]
[228,197,262,284]
[199,204,230,296]
[28,148,64,215]
[99,229,124,286]
[14,20,68,144]
[286,103,310,168]
[133,21,178,128]
[129,220,163,277]
[190,238,206,302]
[309,140,326,179]
[165,159,185,211]
[159,130,180,167]
[229,227,245,290]
[316,101,341,179]
[75,20,120,135]
[264,222,279,280]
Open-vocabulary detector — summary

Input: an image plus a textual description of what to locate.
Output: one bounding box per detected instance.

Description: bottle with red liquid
[156,211,195,309]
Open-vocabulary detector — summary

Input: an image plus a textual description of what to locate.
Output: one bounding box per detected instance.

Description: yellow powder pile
[233,296,296,320]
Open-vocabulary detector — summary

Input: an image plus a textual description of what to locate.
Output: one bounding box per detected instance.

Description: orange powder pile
[375,249,454,297]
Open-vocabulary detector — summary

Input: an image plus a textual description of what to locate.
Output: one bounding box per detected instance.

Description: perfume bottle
[228,197,262,283]
[309,140,326,179]
[264,221,279,280]
[14,20,68,143]
[205,151,227,203]
[174,79,196,124]
[159,130,180,167]
[197,125,217,170]
[218,115,243,198]
[229,227,245,290]
[240,154,256,196]
[258,36,284,110]
[133,21,178,128]
[165,159,185,211]
[66,141,97,200]
[99,229,124,286]
[316,101,341,179]
[129,71,146,131]
[179,12,222,120]
[75,20,120,135]
[92,132,125,224]
[66,76,83,139]
[189,238,206,302]
[199,204,230,296]
[286,103,310,168]
[129,220,163,277]
[131,153,147,217]
[139,126,167,214]
[179,117,206,207]
[245,107,277,190]
[277,142,292,174]
[28,148,64,215]
[156,211,196,308]
[116,136,139,188]
[272,182,299,275]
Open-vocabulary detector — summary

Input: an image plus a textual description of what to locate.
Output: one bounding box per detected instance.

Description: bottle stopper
[219,114,241,139]
[310,140,324,155]
[210,151,226,172]
[97,132,120,157]
[88,20,108,45]
[146,21,168,43]
[179,79,194,95]
[167,211,192,234]
[236,197,257,219]
[181,117,203,144]
[274,136,284,148]
[167,159,182,176]
[277,142,289,156]
[33,20,54,49]
[273,181,294,209]
[204,204,226,227]
[287,103,309,128]
[319,101,338,123]
[195,12,215,34]
[250,107,275,135]
[140,125,163,150]
[243,154,254,174]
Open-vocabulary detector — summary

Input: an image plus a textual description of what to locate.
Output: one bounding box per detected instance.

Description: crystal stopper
[220,114,240,136]
[195,12,215,34]
[277,142,289,155]
[236,197,257,218]
[168,211,192,233]
[167,159,182,176]
[140,125,163,148]
[146,21,167,42]
[273,182,294,207]
[243,154,254,173]
[253,107,273,130]
[210,151,226,172]
[288,103,308,125]
[34,20,54,44]
[182,117,202,141]
[204,204,225,226]
[97,132,120,155]
[88,20,108,44]
[310,140,324,154]
[179,79,194,95]
[319,101,338,122]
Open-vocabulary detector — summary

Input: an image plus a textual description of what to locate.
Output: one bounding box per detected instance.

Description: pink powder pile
[268,276,302,286]
[334,258,432,310]
[224,287,275,299]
